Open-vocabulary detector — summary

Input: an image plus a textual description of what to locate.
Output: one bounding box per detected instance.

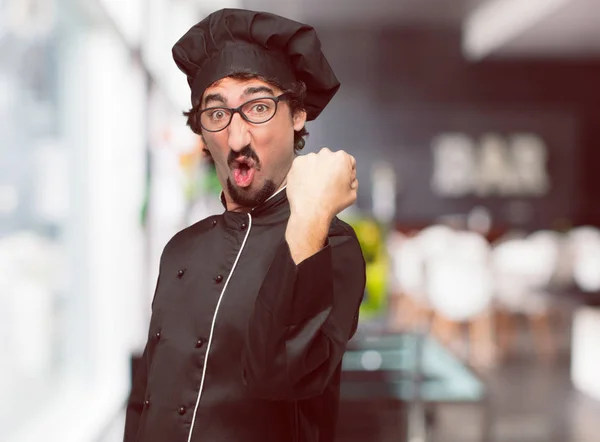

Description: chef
[124,8,366,442]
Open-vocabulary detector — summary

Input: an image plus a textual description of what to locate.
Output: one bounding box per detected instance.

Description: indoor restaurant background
[2,0,600,441]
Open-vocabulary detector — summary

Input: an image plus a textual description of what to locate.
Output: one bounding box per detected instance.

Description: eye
[209,109,227,121]
[252,103,269,113]
[247,102,272,115]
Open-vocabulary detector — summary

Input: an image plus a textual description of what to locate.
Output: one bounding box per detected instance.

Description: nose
[227,113,251,153]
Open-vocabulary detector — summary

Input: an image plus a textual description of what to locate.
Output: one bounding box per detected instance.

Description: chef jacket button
[215,274,223,283]
[195,338,205,348]
[240,222,247,230]
[178,406,186,415]
[212,219,217,227]
[177,269,186,278]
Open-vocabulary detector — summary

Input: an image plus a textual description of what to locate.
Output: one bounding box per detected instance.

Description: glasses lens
[241,98,277,123]
[201,108,232,131]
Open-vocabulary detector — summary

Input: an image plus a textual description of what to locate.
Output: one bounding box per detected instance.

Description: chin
[227,178,276,208]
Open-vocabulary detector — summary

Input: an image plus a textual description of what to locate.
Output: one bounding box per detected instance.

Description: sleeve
[241,231,366,400]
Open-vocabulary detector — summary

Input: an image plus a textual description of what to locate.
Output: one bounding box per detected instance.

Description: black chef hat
[172,8,340,121]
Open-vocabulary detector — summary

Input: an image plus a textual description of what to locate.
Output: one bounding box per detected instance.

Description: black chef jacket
[124,188,366,442]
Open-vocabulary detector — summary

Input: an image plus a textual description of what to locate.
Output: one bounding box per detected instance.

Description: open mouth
[231,159,256,188]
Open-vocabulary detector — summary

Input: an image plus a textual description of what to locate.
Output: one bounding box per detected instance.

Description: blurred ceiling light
[463,0,569,60]
[7,0,56,40]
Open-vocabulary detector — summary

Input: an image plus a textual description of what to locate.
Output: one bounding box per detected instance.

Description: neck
[222,181,287,213]
[224,194,250,213]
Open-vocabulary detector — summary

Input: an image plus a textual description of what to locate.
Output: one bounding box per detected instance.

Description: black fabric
[123,189,366,442]
[172,8,340,120]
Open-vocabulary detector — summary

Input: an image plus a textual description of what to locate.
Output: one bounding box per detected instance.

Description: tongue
[233,166,255,187]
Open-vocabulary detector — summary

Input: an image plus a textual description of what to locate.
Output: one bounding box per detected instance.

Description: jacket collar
[220,186,290,227]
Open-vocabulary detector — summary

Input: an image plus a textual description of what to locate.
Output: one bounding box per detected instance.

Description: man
[124,8,366,442]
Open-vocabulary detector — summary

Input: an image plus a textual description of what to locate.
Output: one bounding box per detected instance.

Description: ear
[198,134,212,159]
[292,109,307,132]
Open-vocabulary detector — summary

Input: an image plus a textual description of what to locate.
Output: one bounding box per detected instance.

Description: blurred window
[0,1,83,438]
[1,1,143,440]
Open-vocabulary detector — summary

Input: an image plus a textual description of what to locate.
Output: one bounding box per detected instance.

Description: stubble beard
[226,178,277,208]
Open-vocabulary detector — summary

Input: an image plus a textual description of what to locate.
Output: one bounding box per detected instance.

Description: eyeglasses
[199,94,290,132]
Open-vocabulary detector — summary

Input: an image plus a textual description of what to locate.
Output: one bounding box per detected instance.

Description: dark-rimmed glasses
[199,94,290,132]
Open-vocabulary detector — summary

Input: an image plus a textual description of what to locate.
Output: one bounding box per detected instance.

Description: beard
[225,144,277,208]
[226,177,277,208]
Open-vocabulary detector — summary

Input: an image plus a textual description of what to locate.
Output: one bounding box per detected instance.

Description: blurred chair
[568,225,600,248]
[416,224,456,260]
[491,234,559,362]
[569,228,600,402]
[389,224,458,331]
[569,226,600,293]
[386,229,408,329]
[529,229,572,289]
[572,234,600,293]
[388,234,429,330]
[426,231,496,367]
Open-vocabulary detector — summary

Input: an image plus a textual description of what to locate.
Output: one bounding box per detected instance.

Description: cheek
[260,116,296,151]
[203,138,231,176]
[204,135,228,161]
[256,131,294,167]
[263,141,296,176]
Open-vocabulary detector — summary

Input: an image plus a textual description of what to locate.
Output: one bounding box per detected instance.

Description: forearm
[285,210,331,264]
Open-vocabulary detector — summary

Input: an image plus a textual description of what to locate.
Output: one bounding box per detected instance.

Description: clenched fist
[286,147,358,222]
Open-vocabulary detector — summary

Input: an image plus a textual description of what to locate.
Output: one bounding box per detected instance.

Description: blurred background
[2,0,600,441]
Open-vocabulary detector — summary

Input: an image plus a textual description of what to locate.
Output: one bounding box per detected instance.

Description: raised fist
[286,147,358,221]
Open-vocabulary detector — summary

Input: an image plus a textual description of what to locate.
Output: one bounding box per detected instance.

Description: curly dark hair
[183,72,309,153]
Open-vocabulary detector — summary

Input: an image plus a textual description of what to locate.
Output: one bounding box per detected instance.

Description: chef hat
[172,8,340,121]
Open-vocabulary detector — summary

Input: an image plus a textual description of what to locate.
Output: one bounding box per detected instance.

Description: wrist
[289,207,333,228]
[285,211,331,264]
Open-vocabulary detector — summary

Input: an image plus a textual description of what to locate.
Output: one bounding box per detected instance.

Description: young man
[124,8,366,442]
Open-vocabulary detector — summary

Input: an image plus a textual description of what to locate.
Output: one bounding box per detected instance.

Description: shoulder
[160,215,220,261]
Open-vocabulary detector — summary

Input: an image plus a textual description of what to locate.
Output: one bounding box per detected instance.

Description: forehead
[202,77,282,102]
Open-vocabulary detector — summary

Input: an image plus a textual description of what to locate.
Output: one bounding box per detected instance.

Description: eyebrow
[242,86,275,97]
[203,93,226,108]
[202,86,276,108]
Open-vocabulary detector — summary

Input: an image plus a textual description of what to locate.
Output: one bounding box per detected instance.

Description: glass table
[339,333,491,442]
